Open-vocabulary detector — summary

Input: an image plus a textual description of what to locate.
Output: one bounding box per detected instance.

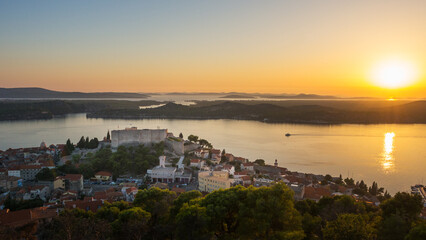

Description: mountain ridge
[0,87,149,99]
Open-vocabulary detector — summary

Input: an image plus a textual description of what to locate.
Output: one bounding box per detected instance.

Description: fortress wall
[111,131,120,148]
[139,129,151,144]
[165,138,184,155]
[150,129,168,143]
[184,143,200,153]
[112,129,167,148]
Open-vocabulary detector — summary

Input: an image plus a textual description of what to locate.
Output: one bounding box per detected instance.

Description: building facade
[198,171,232,193]
[54,174,83,192]
[147,156,192,183]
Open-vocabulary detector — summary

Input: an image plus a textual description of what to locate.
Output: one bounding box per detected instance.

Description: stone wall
[111,128,167,148]
[165,138,184,155]
[184,143,200,153]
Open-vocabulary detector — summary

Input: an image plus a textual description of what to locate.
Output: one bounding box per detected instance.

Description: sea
[0,112,425,194]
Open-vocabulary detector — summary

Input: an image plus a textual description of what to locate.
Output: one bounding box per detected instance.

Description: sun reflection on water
[381,132,395,173]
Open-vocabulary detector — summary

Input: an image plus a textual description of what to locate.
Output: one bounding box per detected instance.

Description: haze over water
[0,114,424,194]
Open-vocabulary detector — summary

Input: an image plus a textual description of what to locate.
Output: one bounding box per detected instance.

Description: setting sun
[371,59,418,89]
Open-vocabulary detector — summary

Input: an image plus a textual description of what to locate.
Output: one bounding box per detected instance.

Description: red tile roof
[94,191,107,200]
[304,186,331,201]
[9,165,42,170]
[61,174,82,181]
[95,171,112,177]
[93,189,123,201]
[125,187,138,194]
[283,175,304,184]
[0,207,57,227]
[234,157,247,162]
[240,176,252,181]
[211,149,221,154]
[223,164,234,169]
[65,200,104,212]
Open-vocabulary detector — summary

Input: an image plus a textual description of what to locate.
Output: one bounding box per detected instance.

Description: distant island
[115,100,426,124]
[1,99,426,123]
[220,94,256,99]
[0,87,149,99]
[260,93,339,99]
[0,100,160,121]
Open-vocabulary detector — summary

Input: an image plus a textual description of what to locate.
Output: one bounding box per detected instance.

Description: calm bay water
[0,113,425,194]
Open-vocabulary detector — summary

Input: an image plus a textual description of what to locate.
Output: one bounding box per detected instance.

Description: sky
[0,0,425,98]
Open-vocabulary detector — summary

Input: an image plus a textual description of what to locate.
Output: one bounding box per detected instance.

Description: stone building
[54,174,83,192]
[0,175,22,190]
[8,165,42,181]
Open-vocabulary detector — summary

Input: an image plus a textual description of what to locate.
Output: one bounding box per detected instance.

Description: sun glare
[371,59,418,89]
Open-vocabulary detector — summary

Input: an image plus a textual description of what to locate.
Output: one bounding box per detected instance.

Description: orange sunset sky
[0,1,425,98]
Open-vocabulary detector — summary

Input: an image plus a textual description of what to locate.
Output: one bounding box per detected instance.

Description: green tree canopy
[187,134,199,143]
[198,183,304,240]
[317,195,367,221]
[380,192,423,221]
[379,192,423,240]
[254,159,266,166]
[405,222,426,240]
[198,139,212,148]
[170,190,203,220]
[134,187,177,239]
[175,203,211,240]
[237,184,304,239]
[36,168,56,181]
[112,207,151,240]
[323,214,377,240]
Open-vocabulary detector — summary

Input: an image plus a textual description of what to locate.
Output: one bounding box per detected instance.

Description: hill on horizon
[0,87,149,99]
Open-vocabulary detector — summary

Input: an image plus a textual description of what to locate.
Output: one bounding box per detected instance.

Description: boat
[285,133,291,137]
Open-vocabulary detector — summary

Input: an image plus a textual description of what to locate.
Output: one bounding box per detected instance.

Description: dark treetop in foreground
[1,184,424,240]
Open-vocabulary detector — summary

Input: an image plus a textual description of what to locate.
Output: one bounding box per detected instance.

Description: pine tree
[65,138,74,155]
[85,137,89,148]
[369,181,378,195]
[77,136,85,149]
